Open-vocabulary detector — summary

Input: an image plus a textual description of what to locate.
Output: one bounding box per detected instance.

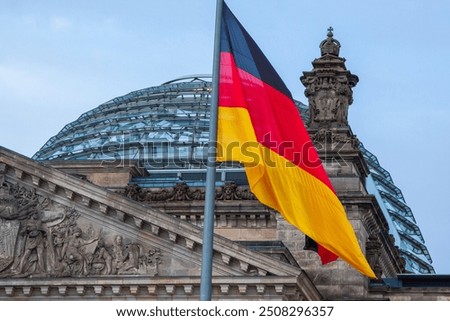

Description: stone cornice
[46,159,147,176]
[0,275,316,300]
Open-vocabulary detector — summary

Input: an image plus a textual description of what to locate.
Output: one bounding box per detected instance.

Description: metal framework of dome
[33,75,214,166]
[33,76,434,274]
[361,145,434,274]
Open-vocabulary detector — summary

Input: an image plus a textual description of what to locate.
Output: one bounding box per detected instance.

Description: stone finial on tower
[320,27,341,56]
[301,28,358,128]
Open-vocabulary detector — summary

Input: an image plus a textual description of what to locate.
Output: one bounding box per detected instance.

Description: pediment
[0,147,319,299]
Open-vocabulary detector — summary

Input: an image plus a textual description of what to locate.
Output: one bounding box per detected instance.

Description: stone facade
[0,29,448,301]
[0,147,320,300]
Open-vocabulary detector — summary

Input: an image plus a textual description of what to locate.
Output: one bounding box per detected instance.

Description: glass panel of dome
[198,133,209,143]
[50,151,64,158]
[155,119,170,127]
[151,146,163,160]
[383,201,394,212]
[176,147,189,159]
[88,138,102,146]
[127,148,141,160]
[193,146,207,159]
[164,146,177,159]
[175,109,189,117]
[411,245,425,255]
[129,122,146,130]
[108,136,118,143]
[178,133,192,142]
[147,132,168,141]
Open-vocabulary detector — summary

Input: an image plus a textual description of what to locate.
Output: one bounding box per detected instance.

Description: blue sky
[1,0,449,274]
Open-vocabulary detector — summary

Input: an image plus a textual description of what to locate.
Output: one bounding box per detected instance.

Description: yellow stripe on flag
[218,106,376,278]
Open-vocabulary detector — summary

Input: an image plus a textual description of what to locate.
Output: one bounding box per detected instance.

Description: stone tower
[278,28,404,299]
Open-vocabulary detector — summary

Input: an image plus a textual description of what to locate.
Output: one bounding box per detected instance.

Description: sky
[0,0,449,274]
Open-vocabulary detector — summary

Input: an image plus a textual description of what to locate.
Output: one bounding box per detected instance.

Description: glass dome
[33,75,211,167]
[33,75,308,169]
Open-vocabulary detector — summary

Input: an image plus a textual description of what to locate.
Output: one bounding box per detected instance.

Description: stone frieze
[121,181,256,203]
[0,183,162,278]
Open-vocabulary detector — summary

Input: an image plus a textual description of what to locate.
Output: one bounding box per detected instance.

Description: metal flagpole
[200,0,224,301]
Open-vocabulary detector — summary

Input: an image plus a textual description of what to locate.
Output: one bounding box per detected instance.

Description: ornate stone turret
[300,28,364,179]
[301,27,358,128]
[288,28,405,300]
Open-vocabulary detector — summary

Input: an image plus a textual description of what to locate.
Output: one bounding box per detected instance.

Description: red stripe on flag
[219,51,333,192]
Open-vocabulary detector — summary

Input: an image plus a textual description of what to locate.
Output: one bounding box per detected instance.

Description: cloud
[50,16,72,31]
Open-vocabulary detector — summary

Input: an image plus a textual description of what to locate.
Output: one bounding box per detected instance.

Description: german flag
[217,2,375,278]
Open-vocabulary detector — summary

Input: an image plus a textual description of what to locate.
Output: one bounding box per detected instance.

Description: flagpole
[200,0,224,301]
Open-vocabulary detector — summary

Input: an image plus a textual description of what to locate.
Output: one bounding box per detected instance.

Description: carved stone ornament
[121,181,256,203]
[301,28,358,128]
[0,183,163,278]
[366,234,383,279]
[216,182,255,200]
[303,76,355,127]
[310,128,360,148]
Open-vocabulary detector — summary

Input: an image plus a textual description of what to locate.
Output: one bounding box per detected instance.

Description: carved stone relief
[122,181,256,203]
[0,183,163,278]
[303,76,355,127]
[216,182,254,200]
